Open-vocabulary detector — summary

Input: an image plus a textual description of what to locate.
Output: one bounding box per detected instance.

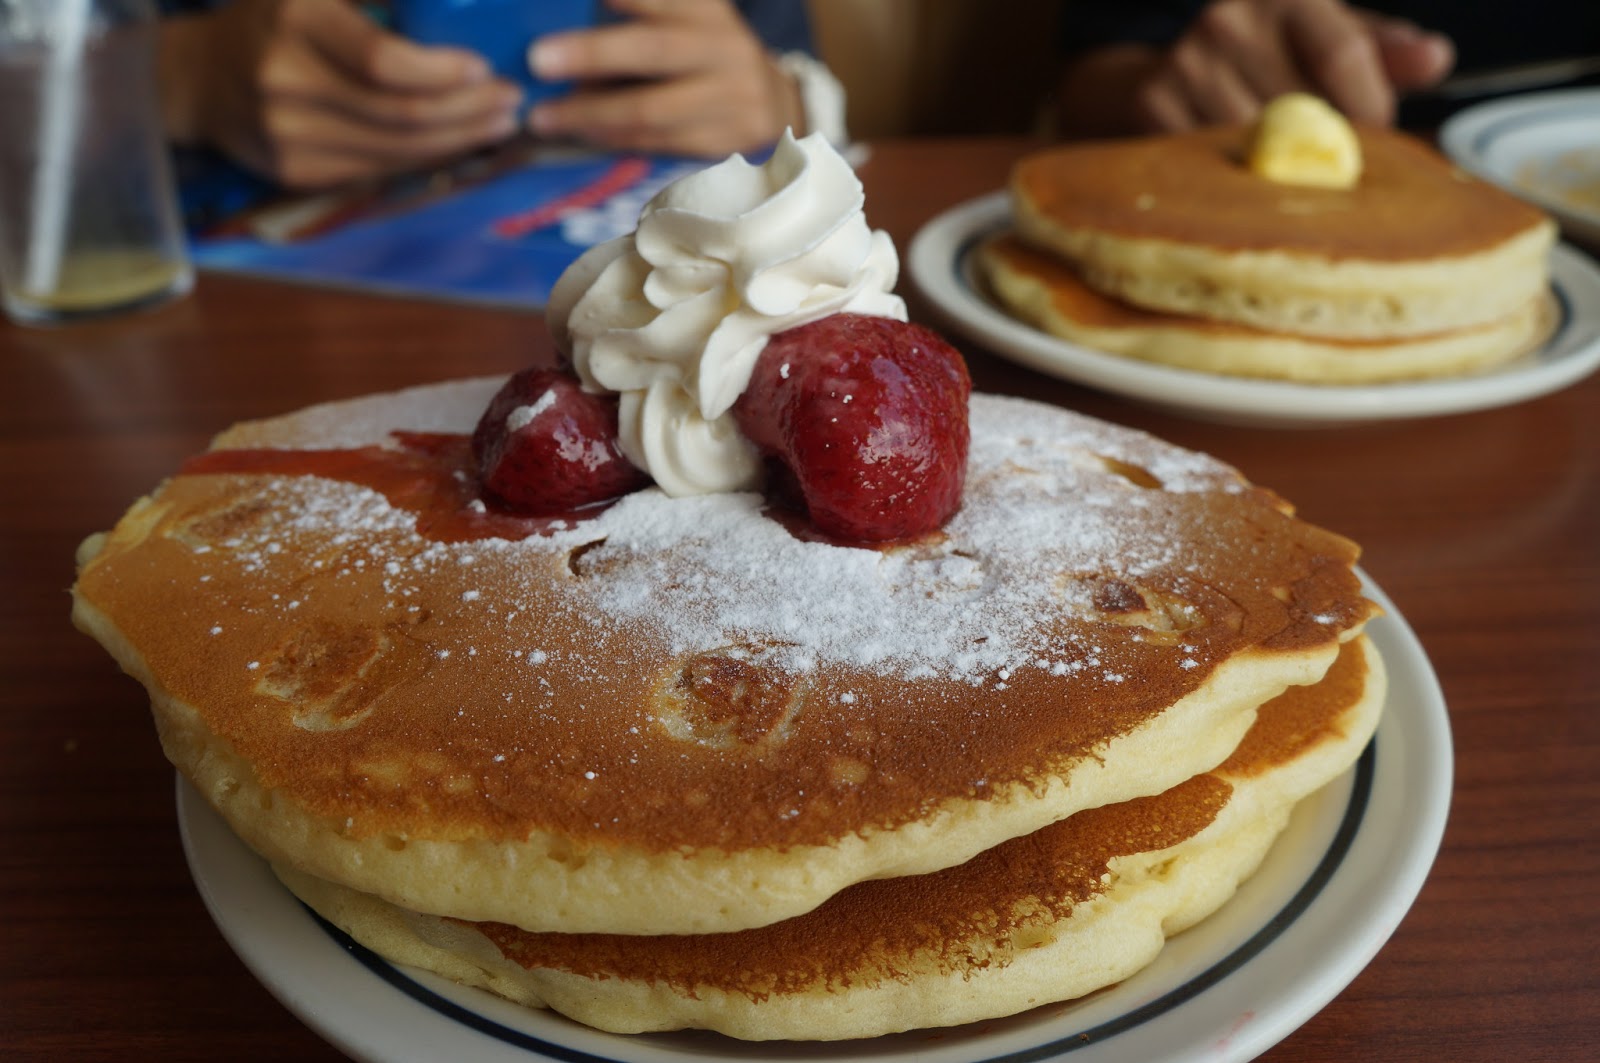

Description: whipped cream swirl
[546,131,906,496]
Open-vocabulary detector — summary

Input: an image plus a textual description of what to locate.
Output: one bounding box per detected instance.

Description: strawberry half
[471,368,649,514]
[733,313,971,542]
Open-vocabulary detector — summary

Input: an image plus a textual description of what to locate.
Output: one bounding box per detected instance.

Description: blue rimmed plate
[908,192,1600,426]
[1440,87,1600,249]
[177,577,1449,1063]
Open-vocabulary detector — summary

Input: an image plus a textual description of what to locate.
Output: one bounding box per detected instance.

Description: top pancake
[72,378,1376,935]
[1011,125,1555,338]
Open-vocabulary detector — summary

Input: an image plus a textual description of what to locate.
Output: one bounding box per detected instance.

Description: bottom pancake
[979,234,1555,384]
[278,636,1385,1042]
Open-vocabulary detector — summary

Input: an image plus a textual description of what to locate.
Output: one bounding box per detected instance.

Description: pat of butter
[1247,93,1362,189]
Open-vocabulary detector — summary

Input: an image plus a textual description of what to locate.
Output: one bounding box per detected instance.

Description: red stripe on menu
[491,157,653,239]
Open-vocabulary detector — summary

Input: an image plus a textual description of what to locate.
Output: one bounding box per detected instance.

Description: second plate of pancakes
[909,192,1600,426]
[179,576,1450,1063]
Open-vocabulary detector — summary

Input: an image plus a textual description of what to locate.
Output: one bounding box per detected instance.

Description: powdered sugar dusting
[216,397,1248,681]
[194,393,1259,683]
[523,396,1248,678]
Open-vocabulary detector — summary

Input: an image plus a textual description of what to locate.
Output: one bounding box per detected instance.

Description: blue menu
[191,151,706,311]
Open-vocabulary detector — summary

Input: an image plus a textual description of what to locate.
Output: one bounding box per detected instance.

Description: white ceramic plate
[178,578,1449,1063]
[907,193,1600,425]
[1440,87,1600,248]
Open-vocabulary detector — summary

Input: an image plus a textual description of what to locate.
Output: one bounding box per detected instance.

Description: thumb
[1364,16,1455,91]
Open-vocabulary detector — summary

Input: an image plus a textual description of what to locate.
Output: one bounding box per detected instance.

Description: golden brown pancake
[72,379,1377,936]
[980,233,1557,383]
[1010,125,1555,341]
[278,636,1384,1040]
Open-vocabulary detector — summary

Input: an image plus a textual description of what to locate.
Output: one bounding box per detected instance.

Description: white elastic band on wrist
[778,51,849,148]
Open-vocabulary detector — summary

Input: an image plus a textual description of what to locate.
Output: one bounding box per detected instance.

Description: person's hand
[522,0,804,157]
[158,0,525,188]
[1130,0,1454,131]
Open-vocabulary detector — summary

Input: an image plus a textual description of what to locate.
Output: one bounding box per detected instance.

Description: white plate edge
[1438,87,1600,237]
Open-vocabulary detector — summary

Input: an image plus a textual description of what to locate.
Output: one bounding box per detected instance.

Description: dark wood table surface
[4,138,1596,1061]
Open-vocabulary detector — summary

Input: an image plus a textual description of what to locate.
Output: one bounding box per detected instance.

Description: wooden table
[3,139,1596,1061]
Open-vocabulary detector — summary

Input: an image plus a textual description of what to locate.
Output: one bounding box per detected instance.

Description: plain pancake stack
[73,377,1383,1040]
[981,125,1557,383]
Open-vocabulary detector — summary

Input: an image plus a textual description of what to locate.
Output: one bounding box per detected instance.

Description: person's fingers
[525,0,787,155]
[1133,72,1203,133]
[287,0,491,91]
[1190,0,1311,102]
[604,0,744,28]
[1362,15,1455,90]
[529,76,771,156]
[262,99,519,184]
[215,122,385,190]
[262,46,523,131]
[1167,35,1265,124]
[529,77,707,145]
[1281,0,1394,123]
[529,21,727,83]
[530,0,760,82]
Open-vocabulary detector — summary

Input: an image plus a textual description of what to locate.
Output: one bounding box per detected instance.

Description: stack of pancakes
[72,378,1384,1040]
[980,125,1557,383]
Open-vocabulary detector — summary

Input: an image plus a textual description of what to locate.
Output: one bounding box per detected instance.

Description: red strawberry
[733,313,971,542]
[472,368,648,513]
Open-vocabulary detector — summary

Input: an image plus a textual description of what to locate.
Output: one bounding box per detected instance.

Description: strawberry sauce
[179,432,598,543]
